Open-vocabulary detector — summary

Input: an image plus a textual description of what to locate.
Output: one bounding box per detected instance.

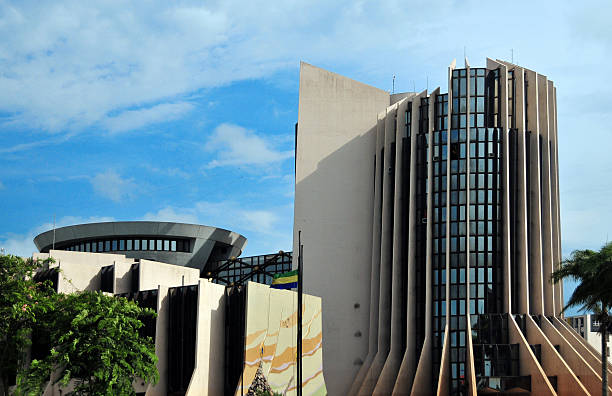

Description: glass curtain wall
[432,67,505,395]
[431,93,448,387]
[448,68,469,394]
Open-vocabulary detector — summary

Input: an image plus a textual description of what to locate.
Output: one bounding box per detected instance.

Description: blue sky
[1,1,610,312]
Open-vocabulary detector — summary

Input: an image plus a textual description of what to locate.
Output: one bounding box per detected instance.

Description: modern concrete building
[293,59,611,395]
[34,221,246,272]
[567,313,612,363]
[26,249,325,396]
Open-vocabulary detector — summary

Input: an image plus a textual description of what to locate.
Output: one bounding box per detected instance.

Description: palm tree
[552,241,612,396]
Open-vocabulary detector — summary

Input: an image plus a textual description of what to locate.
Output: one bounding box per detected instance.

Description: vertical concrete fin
[465,314,477,396]
[525,315,589,395]
[393,93,427,396]
[508,314,557,395]
[525,69,545,315]
[349,120,386,396]
[512,67,530,314]
[436,325,450,396]
[376,99,410,395]
[409,336,433,396]
[358,110,397,395]
[547,79,563,317]
[537,73,555,317]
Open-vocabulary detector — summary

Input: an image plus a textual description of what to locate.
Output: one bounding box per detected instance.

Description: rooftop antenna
[426,76,429,91]
[511,48,514,63]
[392,75,396,94]
[412,80,416,93]
[52,214,56,250]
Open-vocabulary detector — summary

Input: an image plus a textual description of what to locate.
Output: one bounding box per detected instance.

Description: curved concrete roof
[34,221,247,271]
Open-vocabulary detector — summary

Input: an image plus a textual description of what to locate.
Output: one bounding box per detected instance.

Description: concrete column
[394,93,427,395]
[508,315,556,395]
[525,69,545,315]
[349,120,385,396]
[554,87,563,316]
[465,314,477,395]
[435,325,450,396]
[409,337,433,396]
[359,109,397,395]
[376,97,413,395]
[148,285,169,395]
[513,67,531,314]
[538,73,555,317]
[548,82,563,317]
[405,88,438,396]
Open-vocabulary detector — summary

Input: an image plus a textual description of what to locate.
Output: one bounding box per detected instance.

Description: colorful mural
[235,281,327,396]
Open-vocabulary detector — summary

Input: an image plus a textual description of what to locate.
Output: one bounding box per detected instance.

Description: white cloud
[1,0,611,139]
[143,165,191,179]
[142,200,293,255]
[0,1,476,133]
[193,201,281,234]
[142,207,198,224]
[0,234,34,257]
[103,102,194,134]
[205,123,293,168]
[0,215,114,257]
[90,170,136,202]
[144,200,281,234]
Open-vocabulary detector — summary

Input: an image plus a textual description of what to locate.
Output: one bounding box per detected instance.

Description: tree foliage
[0,254,159,396]
[16,291,159,396]
[0,255,56,396]
[552,241,612,312]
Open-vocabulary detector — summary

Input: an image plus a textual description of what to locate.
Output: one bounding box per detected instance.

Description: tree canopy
[0,254,159,396]
[552,241,612,312]
[0,255,56,396]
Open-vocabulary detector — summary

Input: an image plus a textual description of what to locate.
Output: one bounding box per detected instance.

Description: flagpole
[297,231,303,396]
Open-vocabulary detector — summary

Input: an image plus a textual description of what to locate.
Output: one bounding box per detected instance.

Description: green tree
[0,255,56,396]
[1,254,159,395]
[16,291,159,396]
[552,241,612,396]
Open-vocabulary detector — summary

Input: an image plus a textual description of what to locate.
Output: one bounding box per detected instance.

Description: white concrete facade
[293,62,392,395]
[25,250,325,395]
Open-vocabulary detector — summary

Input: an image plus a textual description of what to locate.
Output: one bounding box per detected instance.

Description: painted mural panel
[235,282,326,396]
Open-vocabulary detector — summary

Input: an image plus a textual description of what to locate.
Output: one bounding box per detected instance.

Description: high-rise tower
[294,59,606,395]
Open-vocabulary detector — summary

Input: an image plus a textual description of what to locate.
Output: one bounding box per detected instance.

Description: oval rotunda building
[34,221,247,272]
